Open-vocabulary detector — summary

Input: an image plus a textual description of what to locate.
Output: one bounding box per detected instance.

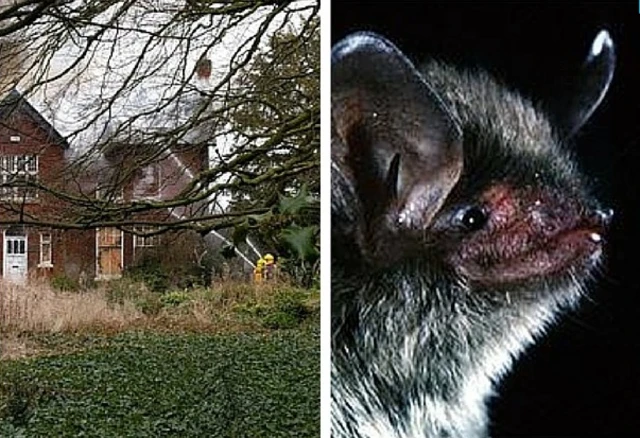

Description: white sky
[14,0,314,154]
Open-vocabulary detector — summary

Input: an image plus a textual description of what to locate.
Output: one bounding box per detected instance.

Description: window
[0,154,38,201]
[6,238,25,255]
[133,164,161,199]
[97,227,123,279]
[134,225,160,248]
[39,232,52,266]
[99,227,122,246]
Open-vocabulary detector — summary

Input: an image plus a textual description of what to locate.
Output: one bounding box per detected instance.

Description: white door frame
[3,228,28,284]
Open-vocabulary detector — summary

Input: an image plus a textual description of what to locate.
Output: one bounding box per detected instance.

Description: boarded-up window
[97,227,122,279]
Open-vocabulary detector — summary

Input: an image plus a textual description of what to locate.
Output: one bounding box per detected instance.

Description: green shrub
[160,291,192,308]
[261,289,310,330]
[126,256,170,293]
[0,381,34,426]
[0,379,59,427]
[234,302,268,318]
[135,295,163,316]
[104,279,162,316]
[262,312,300,330]
[274,289,309,318]
[104,278,144,304]
[50,275,79,292]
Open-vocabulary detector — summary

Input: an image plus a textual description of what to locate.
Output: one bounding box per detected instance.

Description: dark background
[332,1,640,436]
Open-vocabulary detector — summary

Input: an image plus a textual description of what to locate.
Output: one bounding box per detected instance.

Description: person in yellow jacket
[263,253,277,281]
[254,257,266,283]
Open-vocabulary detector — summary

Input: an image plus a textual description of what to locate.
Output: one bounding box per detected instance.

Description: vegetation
[0,279,319,436]
[0,1,320,432]
[0,1,320,275]
[0,331,319,437]
[0,279,318,337]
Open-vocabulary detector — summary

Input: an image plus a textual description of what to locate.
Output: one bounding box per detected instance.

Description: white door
[4,233,27,284]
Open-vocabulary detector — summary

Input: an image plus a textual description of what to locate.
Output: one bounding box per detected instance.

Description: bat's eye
[456,205,488,232]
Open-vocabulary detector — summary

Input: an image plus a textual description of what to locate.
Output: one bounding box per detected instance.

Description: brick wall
[0,98,207,282]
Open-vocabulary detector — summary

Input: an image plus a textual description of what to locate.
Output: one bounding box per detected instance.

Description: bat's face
[331,32,613,437]
[423,125,612,296]
[331,30,615,438]
[441,179,609,288]
[332,31,614,297]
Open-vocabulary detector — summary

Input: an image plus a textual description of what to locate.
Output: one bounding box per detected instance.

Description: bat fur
[331,31,615,438]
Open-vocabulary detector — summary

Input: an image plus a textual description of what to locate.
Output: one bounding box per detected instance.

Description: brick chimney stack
[195,56,212,80]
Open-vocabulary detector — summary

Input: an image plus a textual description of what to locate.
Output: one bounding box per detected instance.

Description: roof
[0,89,69,149]
[12,2,310,155]
[15,3,237,153]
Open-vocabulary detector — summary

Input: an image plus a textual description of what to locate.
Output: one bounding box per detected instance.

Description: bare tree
[0,0,319,244]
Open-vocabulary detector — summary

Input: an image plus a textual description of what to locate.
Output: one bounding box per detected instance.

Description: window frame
[133,225,160,249]
[0,154,39,202]
[38,231,53,268]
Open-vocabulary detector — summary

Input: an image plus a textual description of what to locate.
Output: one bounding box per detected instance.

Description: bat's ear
[552,29,615,138]
[332,32,463,252]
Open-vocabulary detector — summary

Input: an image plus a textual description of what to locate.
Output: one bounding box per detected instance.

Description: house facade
[0,90,205,284]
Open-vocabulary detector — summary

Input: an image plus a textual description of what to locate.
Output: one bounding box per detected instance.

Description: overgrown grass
[0,278,320,436]
[0,279,319,357]
[0,330,319,437]
[0,279,143,336]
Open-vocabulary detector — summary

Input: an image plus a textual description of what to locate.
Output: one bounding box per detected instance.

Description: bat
[331,31,615,438]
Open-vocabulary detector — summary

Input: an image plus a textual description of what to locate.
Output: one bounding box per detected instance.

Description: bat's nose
[592,207,614,228]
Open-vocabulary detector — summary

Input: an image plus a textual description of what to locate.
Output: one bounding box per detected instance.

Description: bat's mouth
[473,224,604,284]
[456,225,606,285]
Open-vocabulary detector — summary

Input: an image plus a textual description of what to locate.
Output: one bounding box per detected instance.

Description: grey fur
[331,32,612,438]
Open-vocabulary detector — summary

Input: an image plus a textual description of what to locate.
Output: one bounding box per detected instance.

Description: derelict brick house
[0,90,205,284]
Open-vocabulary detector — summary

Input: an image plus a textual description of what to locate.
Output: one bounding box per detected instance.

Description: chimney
[195,56,212,80]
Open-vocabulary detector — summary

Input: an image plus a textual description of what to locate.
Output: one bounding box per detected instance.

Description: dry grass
[0,278,318,360]
[0,279,143,334]
[0,279,143,360]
